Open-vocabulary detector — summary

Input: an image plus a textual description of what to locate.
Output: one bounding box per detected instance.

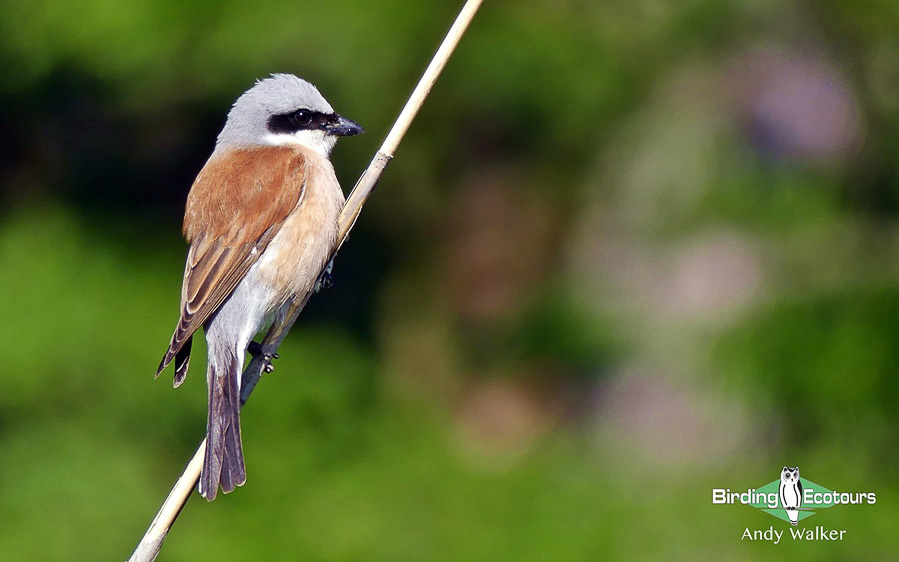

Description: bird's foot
[248,341,279,373]
[314,261,334,293]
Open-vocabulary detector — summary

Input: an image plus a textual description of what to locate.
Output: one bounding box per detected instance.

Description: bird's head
[218,73,363,155]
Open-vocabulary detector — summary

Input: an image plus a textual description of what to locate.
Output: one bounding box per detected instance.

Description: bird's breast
[254,153,345,307]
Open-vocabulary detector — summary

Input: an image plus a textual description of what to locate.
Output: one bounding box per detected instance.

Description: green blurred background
[1,0,897,559]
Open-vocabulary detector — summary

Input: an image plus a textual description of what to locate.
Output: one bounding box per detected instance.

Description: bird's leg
[247,341,279,373]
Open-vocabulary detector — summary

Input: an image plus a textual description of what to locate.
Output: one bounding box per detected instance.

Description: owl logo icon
[779,466,803,525]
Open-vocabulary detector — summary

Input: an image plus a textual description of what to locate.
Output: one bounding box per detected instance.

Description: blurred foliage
[714,288,899,444]
[1,0,898,560]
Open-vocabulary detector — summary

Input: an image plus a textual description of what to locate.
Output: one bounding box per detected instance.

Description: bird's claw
[248,341,279,373]
[314,261,335,292]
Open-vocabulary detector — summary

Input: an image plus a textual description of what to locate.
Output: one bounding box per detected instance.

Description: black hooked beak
[327,114,364,137]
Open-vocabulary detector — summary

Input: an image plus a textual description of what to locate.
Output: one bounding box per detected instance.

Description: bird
[156,73,363,500]
[779,466,803,525]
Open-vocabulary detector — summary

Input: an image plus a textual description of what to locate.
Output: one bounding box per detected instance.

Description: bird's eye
[293,110,312,125]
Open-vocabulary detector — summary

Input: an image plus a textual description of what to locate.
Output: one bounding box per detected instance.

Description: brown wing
[157,146,308,379]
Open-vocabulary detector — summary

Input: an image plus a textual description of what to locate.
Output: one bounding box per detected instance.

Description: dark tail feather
[199,352,246,501]
[172,336,192,388]
[157,330,193,381]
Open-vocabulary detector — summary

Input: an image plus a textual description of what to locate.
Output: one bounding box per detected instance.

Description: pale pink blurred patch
[656,232,764,321]
[728,45,864,167]
[576,229,765,325]
[594,368,750,467]
[451,377,559,472]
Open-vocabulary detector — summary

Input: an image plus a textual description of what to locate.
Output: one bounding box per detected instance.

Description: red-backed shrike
[156,74,363,500]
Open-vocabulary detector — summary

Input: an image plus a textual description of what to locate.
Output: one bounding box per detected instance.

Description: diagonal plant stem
[128,1,484,560]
